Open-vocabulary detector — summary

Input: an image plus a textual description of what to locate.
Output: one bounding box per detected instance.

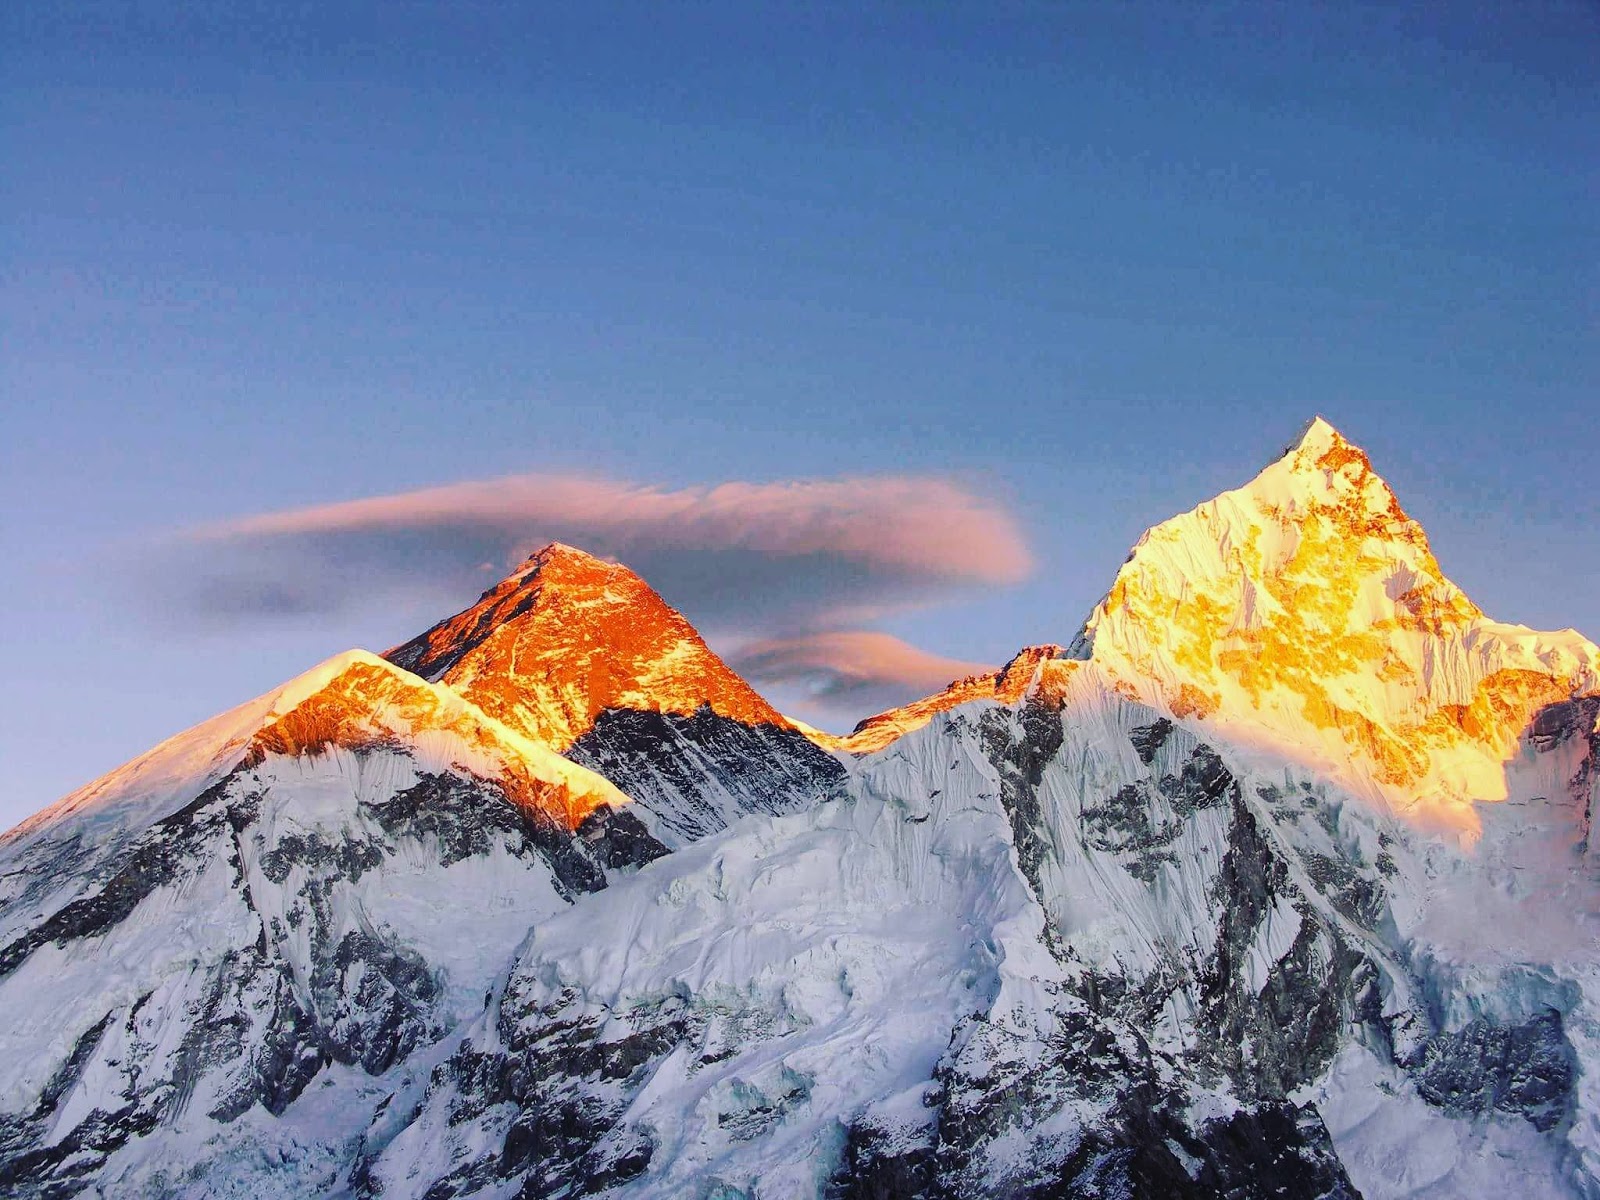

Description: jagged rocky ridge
[1,421,1597,1198]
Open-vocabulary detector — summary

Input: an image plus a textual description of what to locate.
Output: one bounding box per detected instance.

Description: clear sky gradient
[3,2,1596,829]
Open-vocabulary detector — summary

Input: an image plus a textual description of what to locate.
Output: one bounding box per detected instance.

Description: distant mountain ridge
[2,420,1596,1199]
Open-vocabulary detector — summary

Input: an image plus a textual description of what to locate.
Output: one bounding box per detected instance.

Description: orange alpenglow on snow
[242,653,627,829]
[841,645,1078,754]
[1071,416,1600,829]
[7,649,631,846]
[386,542,796,751]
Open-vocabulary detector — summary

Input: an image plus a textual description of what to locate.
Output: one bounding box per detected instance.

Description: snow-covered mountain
[387,543,846,846]
[1069,417,1598,833]
[3,421,1596,1199]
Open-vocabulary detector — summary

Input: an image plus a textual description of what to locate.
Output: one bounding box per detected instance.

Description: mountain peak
[1284,417,1392,495]
[388,543,636,683]
[1249,418,1437,575]
[1074,419,1598,822]
[386,543,793,750]
[1286,414,1348,456]
[512,540,608,576]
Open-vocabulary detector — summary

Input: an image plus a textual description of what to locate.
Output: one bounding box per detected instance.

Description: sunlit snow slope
[1069,417,1600,834]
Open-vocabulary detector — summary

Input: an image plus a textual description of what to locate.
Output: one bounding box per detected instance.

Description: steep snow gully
[2,420,1597,1199]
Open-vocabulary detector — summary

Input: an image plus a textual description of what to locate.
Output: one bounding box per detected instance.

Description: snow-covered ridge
[0,649,626,871]
[241,652,628,830]
[0,649,383,855]
[839,644,1074,753]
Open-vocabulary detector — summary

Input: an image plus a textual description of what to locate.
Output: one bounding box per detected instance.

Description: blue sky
[3,2,1596,827]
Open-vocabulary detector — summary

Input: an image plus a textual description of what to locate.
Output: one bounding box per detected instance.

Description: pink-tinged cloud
[730,630,992,715]
[158,473,1032,634]
[204,474,1030,583]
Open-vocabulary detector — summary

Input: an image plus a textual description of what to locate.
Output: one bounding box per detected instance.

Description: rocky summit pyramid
[387,541,846,846]
[386,542,795,748]
[2,421,1598,1200]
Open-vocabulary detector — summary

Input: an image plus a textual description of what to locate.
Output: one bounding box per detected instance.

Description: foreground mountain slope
[367,644,1597,1198]
[363,660,1362,1198]
[0,652,658,1197]
[387,543,847,845]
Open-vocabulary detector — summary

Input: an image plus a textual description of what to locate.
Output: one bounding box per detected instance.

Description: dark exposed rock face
[828,1124,937,1200]
[567,706,848,845]
[370,771,611,897]
[1199,795,1360,1101]
[1028,1099,1359,1200]
[575,804,672,871]
[1528,696,1600,755]
[980,700,1067,905]
[1128,718,1175,765]
[1163,745,1240,815]
[1527,695,1600,852]
[1095,1101,1358,1200]
[1070,736,1243,886]
[360,986,692,1199]
[829,1009,1361,1200]
[1410,1009,1576,1132]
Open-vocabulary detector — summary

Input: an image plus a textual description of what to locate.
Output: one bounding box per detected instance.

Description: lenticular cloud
[156,472,1032,634]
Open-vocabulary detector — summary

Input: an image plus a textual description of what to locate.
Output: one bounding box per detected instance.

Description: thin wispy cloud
[729,630,990,721]
[148,472,1031,638]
